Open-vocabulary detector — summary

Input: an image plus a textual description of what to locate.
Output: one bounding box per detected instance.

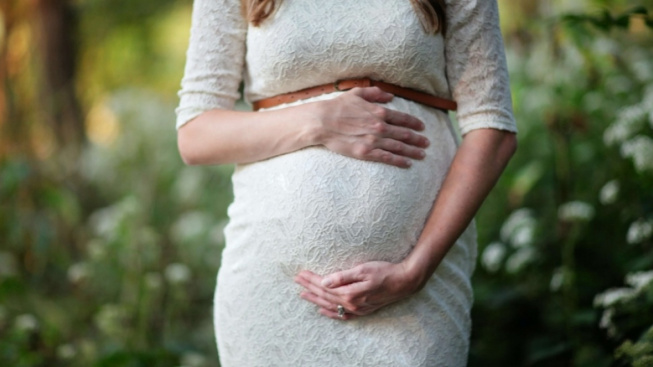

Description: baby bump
[223,102,457,275]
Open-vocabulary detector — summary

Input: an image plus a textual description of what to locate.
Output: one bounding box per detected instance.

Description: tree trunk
[33,0,84,147]
[0,1,14,156]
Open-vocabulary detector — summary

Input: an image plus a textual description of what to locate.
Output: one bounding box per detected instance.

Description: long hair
[241,0,447,35]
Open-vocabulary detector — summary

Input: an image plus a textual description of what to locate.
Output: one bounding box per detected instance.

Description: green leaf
[646,18,653,29]
[615,15,630,29]
[629,6,649,16]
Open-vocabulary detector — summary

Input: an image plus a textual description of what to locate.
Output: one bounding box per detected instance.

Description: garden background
[1,0,653,366]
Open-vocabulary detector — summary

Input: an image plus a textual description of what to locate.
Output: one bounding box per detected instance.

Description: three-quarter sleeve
[175,0,247,129]
[444,0,517,135]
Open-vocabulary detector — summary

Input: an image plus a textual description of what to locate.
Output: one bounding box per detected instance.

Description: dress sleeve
[175,0,247,130]
[444,0,517,135]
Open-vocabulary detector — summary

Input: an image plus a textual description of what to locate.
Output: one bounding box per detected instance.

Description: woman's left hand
[294,261,420,320]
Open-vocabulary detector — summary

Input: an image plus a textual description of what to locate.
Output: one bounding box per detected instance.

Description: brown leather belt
[252,78,457,112]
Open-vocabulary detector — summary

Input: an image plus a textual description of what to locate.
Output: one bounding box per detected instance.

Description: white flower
[56,344,77,360]
[598,308,616,337]
[599,180,619,205]
[604,123,630,147]
[633,61,653,83]
[593,287,637,307]
[511,225,535,248]
[89,196,139,239]
[505,248,536,274]
[625,270,653,291]
[67,262,90,284]
[144,272,163,289]
[550,267,565,292]
[87,239,107,260]
[90,207,120,238]
[14,314,39,332]
[620,135,653,173]
[501,208,533,240]
[626,218,653,244]
[165,263,191,284]
[481,242,506,273]
[558,201,595,222]
[603,105,647,146]
[594,37,619,53]
[171,211,211,243]
[174,167,204,204]
[95,304,128,338]
[180,352,207,367]
[500,208,537,247]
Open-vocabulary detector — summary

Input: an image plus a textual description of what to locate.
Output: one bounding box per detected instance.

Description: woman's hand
[294,261,420,320]
[312,87,430,168]
[294,130,518,320]
[178,86,428,167]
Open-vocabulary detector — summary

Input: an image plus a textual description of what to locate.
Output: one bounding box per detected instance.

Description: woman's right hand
[178,86,430,167]
[311,87,430,168]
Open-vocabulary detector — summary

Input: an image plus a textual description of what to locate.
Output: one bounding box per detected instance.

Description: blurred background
[0,0,652,366]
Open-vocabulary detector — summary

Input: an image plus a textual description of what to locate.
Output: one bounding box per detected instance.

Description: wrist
[295,100,329,147]
[401,252,436,292]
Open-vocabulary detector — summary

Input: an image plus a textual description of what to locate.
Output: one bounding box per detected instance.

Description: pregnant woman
[176,0,517,365]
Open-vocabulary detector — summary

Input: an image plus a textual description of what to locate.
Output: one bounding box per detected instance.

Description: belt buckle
[333,79,344,91]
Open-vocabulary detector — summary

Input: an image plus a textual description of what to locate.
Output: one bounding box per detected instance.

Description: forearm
[294,128,516,318]
[403,128,517,288]
[177,104,321,165]
[177,88,430,167]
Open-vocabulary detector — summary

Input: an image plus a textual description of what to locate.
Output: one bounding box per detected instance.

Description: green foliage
[472,3,653,366]
[615,326,653,367]
[594,272,653,365]
[562,7,653,31]
[0,88,231,366]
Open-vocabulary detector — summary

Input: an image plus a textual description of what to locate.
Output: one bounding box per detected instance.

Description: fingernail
[418,150,426,158]
[321,278,333,287]
[424,138,430,147]
[405,160,412,167]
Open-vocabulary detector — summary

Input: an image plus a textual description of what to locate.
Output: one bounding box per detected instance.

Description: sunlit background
[1,0,652,366]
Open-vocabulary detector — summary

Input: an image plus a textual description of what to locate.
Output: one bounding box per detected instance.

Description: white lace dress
[176,1,517,366]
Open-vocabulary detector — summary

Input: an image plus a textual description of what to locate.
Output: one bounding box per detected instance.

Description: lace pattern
[176,1,516,365]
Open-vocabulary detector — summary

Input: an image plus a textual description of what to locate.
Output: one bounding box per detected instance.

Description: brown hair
[241,0,447,35]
